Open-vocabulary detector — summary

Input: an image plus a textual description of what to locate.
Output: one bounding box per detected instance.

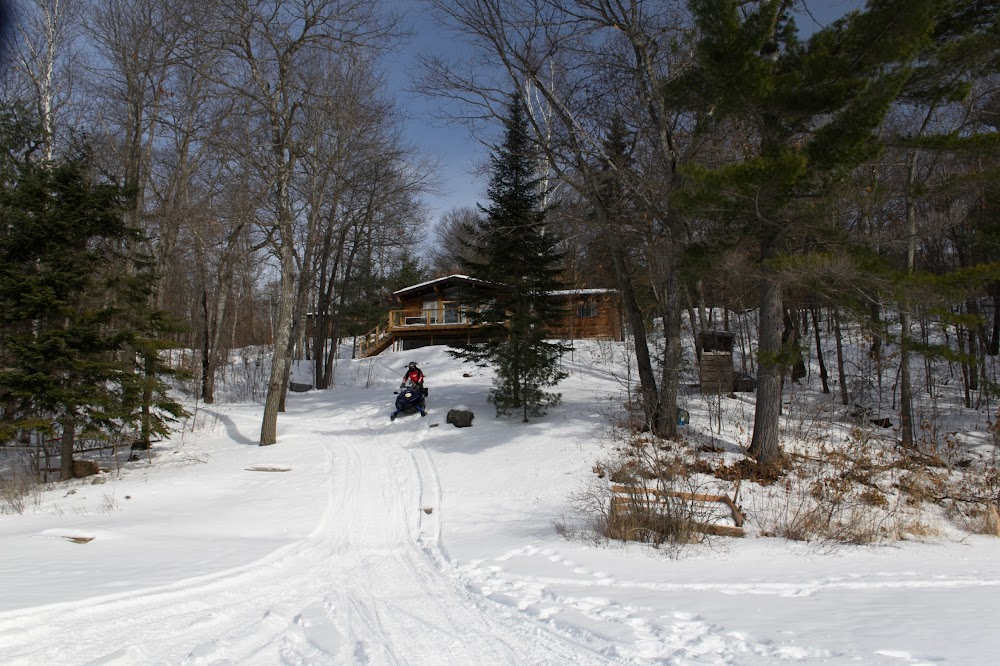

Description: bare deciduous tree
[200,0,402,444]
[419,0,692,437]
[428,205,482,276]
[4,0,82,159]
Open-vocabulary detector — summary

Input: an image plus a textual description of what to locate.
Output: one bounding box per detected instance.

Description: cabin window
[423,298,438,324]
[442,301,461,324]
[578,302,599,318]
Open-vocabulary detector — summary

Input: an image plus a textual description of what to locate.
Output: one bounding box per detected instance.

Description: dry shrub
[897,520,938,539]
[940,460,1000,536]
[756,481,900,545]
[1,476,32,514]
[579,398,1000,549]
[946,501,1000,537]
[985,504,1000,537]
[858,487,889,508]
[713,456,786,484]
[604,484,706,548]
[895,467,948,505]
[585,426,736,552]
[753,430,912,545]
[1,455,43,515]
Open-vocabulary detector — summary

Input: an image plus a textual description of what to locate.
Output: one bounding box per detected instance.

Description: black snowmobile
[391,380,427,421]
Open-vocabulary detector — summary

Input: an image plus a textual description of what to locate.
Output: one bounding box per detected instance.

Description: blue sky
[391,1,862,229]
[386,3,486,228]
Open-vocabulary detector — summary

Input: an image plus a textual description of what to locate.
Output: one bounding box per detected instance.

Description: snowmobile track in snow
[0,410,617,665]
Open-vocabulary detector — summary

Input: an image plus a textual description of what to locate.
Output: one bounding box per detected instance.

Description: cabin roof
[392,274,497,298]
[393,275,617,299]
[548,288,616,296]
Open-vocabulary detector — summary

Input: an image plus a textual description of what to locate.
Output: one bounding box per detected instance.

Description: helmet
[408,362,418,369]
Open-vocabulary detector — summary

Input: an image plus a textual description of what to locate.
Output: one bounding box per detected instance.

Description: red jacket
[403,368,424,386]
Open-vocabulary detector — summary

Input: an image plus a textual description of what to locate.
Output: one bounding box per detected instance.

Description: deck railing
[388,306,469,328]
[358,321,391,358]
[359,306,474,357]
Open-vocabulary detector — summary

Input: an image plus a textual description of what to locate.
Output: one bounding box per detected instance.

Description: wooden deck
[359,308,480,357]
[358,289,623,357]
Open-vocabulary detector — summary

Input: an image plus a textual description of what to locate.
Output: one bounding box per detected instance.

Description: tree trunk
[139,352,155,447]
[203,235,241,405]
[260,220,298,445]
[783,308,806,383]
[811,306,829,394]
[59,415,76,481]
[656,254,682,440]
[833,308,849,406]
[323,227,364,388]
[899,152,918,449]
[957,320,971,408]
[990,290,1000,356]
[314,221,350,389]
[869,300,883,366]
[899,308,915,447]
[686,296,702,365]
[749,258,783,469]
[203,277,232,405]
[201,288,213,403]
[609,243,660,434]
[965,298,979,392]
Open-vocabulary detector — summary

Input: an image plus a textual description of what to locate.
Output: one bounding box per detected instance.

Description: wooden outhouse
[697,331,735,394]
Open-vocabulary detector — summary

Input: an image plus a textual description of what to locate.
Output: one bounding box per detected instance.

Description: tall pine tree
[673,0,985,468]
[454,93,568,421]
[0,107,184,478]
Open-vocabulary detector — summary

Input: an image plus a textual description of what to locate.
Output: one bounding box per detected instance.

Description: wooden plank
[610,485,745,529]
[611,497,746,538]
[695,523,745,537]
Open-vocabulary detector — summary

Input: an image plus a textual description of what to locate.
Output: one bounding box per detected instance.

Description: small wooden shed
[697,331,735,394]
[545,288,623,341]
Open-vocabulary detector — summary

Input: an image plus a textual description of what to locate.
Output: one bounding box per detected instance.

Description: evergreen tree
[453,93,569,421]
[344,248,429,341]
[0,108,184,478]
[672,0,994,468]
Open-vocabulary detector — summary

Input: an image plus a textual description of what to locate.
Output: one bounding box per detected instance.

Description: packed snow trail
[0,407,614,666]
[5,345,1000,664]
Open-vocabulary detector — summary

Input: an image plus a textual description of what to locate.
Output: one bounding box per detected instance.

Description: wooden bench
[610,484,746,538]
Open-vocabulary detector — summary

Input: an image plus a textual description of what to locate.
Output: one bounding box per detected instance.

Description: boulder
[446,408,475,428]
[72,459,100,478]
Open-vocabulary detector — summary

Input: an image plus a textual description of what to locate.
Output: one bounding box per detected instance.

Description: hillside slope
[1,342,999,665]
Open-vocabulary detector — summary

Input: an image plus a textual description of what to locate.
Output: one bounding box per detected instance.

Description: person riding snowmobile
[400,361,424,390]
[391,362,427,421]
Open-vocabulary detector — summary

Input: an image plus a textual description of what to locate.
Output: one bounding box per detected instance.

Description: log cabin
[359,275,622,357]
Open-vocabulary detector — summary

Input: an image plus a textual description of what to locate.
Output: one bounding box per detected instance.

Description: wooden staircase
[359,322,394,358]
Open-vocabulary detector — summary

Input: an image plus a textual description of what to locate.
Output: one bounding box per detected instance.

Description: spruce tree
[0,109,184,477]
[453,93,568,421]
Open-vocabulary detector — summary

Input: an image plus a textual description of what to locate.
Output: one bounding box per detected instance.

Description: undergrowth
[572,404,1000,550]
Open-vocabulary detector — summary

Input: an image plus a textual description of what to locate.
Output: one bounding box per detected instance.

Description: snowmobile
[391,379,428,421]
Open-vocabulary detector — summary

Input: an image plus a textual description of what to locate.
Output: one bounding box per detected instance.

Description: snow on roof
[393,276,616,297]
[392,274,486,295]
[548,288,617,296]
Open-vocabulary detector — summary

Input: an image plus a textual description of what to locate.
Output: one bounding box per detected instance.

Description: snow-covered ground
[1,342,999,665]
